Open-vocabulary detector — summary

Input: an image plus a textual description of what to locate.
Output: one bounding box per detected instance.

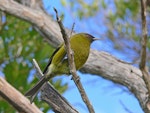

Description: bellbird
[25,33,98,102]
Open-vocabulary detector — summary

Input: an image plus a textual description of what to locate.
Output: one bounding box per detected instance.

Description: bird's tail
[25,76,47,103]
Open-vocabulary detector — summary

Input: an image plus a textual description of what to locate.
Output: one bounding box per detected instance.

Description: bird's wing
[43,45,62,74]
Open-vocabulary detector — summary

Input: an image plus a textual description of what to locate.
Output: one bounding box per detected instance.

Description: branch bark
[0,0,149,113]
[81,51,148,112]
[0,77,42,113]
[54,8,95,113]
[139,0,150,111]
[32,59,78,113]
[140,0,147,69]
[0,0,63,47]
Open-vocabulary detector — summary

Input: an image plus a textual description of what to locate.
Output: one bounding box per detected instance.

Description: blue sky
[43,0,144,113]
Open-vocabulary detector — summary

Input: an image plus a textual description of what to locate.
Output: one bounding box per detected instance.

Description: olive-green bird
[25,33,98,102]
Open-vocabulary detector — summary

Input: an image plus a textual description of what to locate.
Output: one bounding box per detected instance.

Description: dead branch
[0,77,42,113]
[54,8,95,113]
[139,0,150,111]
[32,59,78,113]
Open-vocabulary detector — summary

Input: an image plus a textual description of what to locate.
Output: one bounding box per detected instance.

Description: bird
[25,33,98,102]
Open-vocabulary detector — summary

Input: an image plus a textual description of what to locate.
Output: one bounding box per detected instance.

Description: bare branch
[32,59,78,113]
[139,0,150,110]
[82,51,149,112]
[70,22,75,36]
[0,77,42,113]
[140,0,147,69]
[54,8,95,113]
[0,0,63,47]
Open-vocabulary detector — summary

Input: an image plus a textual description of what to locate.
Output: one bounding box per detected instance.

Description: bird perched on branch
[25,33,98,102]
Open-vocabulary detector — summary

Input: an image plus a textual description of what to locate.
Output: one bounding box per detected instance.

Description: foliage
[61,0,99,19]
[0,14,68,113]
[104,0,142,62]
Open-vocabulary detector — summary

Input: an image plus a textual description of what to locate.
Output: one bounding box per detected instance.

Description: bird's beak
[93,38,100,41]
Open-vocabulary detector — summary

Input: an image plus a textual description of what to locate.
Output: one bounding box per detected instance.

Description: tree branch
[140,0,148,69]
[0,0,63,47]
[139,0,150,111]
[32,59,78,113]
[0,77,42,113]
[54,8,95,113]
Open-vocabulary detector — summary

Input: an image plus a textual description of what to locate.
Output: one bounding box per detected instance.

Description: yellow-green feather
[49,33,92,76]
[25,33,95,102]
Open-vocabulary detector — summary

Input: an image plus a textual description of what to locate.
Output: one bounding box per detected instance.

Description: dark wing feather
[43,46,61,74]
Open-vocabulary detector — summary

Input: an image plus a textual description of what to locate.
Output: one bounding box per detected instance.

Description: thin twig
[70,22,75,36]
[32,59,44,79]
[140,0,150,95]
[54,8,95,113]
